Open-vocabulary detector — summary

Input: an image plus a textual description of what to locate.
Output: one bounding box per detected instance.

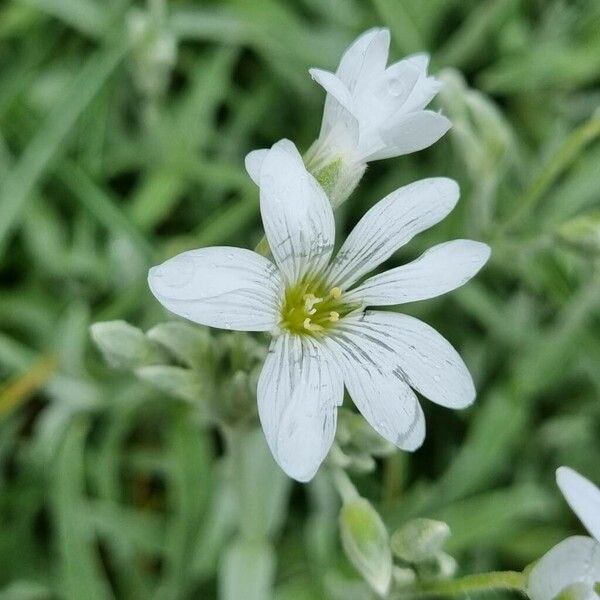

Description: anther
[329,311,339,322]
[303,318,324,332]
[303,293,323,312]
[330,287,342,300]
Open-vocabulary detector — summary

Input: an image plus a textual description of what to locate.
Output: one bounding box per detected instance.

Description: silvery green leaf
[147,321,214,370]
[339,497,392,597]
[337,409,395,457]
[90,320,166,369]
[135,365,205,405]
[232,428,291,540]
[220,331,267,371]
[220,538,275,600]
[391,518,451,564]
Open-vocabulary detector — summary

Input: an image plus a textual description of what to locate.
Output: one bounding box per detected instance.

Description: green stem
[404,571,527,598]
[330,466,359,503]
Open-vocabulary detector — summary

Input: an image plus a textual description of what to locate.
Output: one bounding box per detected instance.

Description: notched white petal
[245,149,268,185]
[148,247,281,331]
[346,240,491,306]
[528,536,600,600]
[557,467,600,542]
[336,27,390,92]
[327,178,460,289]
[257,335,343,482]
[339,311,476,410]
[310,68,354,113]
[259,139,335,284]
[403,52,430,71]
[324,330,426,451]
[367,111,451,161]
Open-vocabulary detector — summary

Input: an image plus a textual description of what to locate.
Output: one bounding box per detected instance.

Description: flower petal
[257,334,343,482]
[148,247,281,331]
[364,110,451,161]
[324,327,425,451]
[374,60,422,111]
[336,28,390,93]
[259,140,335,284]
[244,149,268,185]
[557,467,600,542]
[309,68,354,113]
[403,52,430,71]
[403,75,442,113]
[327,178,459,290]
[336,311,476,409]
[310,69,360,153]
[346,240,491,306]
[528,536,600,600]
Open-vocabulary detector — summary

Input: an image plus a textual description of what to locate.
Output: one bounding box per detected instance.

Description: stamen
[303,318,324,332]
[330,287,342,300]
[303,293,323,312]
[329,311,339,322]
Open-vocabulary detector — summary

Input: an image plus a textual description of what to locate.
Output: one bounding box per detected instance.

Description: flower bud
[90,321,165,369]
[437,69,512,176]
[337,408,395,457]
[127,7,177,99]
[391,518,450,564]
[304,151,367,208]
[135,365,206,406]
[147,321,214,371]
[417,551,458,581]
[339,497,392,597]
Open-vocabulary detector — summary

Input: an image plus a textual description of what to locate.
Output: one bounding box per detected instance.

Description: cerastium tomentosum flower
[528,468,600,600]
[148,140,490,482]
[246,28,449,207]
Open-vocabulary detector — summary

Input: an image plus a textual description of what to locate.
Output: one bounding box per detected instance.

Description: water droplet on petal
[388,78,405,97]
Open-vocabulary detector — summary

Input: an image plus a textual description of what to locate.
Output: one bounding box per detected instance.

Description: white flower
[308,27,450,166]
[528,469,600,600]
[557,467,600,543]
[246,28,450,208]
[148,139,489,482]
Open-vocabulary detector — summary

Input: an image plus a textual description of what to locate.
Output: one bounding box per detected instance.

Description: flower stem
[330,467,359,503]
[402,571,526,598]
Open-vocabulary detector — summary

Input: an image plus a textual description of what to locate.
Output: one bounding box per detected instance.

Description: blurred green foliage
[0,0,599,598]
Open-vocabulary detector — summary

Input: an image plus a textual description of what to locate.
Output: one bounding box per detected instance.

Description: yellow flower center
[280,281,356,335]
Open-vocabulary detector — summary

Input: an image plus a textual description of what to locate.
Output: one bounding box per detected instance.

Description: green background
[1,0,599,598]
